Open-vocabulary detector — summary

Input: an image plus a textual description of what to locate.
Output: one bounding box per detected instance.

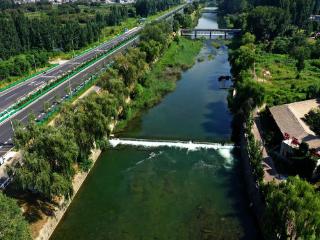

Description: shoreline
[35,148,102,240]
[32,37,203,240]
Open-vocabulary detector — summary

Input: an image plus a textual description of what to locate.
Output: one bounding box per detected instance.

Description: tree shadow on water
[215,149,262,240]
[202,101,232,137]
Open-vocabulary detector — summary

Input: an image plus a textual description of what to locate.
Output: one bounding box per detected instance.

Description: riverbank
[116,37,203,131]
[30,37,203,240]
[35,149,101,240]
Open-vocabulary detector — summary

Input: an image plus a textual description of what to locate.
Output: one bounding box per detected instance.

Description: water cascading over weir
[108,138,234,151]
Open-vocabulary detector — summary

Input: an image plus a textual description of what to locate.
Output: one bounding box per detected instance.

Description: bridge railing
[180,28,241,39]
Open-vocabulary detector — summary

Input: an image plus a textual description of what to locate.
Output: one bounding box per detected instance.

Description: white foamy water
[109,138,234,151]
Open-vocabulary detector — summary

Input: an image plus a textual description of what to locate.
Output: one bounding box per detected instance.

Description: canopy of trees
[135,0,181,17]
[0,192,31,240]
[264,177,320,239]
[304,107,320,135]
[219,0,320,40]
[0,4,130,60]
[13,19,173,200]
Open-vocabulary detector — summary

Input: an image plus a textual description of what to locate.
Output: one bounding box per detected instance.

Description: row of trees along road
[3,15,191,238]
[223,0,320,238]
[0,0,182,82]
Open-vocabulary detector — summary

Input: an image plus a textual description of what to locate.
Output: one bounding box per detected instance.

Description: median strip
[0,64,59,93]
[0,36,139,125]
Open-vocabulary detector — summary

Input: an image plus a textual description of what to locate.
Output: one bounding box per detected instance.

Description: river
[51,10,258,240]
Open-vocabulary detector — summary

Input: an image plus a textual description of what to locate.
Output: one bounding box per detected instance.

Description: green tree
[113,48,148,87]
[139,40,162,63]
[0,192,32,240]
[264,177,320,239]
[246,6,290,40]
[290,46,310,78]
[229,43,256,78]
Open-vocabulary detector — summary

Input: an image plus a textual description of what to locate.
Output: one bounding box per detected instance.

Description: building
[269,99,320,157]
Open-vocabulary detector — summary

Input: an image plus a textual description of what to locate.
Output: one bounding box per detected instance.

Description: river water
[51,11,258,240]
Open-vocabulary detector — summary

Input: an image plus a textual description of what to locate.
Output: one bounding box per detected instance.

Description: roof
[269,99,320,150]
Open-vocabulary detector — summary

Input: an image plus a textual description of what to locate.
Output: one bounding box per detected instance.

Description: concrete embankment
[35,149,102,240]
[239,125,265,234]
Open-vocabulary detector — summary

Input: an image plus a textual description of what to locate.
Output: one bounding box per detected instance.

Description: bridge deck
[181,28,241,33]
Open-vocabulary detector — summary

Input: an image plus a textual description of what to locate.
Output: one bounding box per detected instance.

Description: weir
[109,138,234,150]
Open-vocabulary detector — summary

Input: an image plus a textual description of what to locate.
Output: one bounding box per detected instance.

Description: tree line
[0,5,129,60]
[135,0,181,17]
[224,0,320,238]
[0,0,184,84]
[1,15,191,237]
[0,51,49,81]
[219,0,320,39]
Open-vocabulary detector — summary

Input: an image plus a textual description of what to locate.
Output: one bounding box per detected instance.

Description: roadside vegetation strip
[0,5,180,95]
[0,36,138,125]
[0,64,59,93]
[37,75,99,126]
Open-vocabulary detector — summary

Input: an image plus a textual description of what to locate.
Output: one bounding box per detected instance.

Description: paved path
[252,111,281,183]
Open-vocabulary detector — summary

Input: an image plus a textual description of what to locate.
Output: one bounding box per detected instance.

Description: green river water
[51,11,259,240]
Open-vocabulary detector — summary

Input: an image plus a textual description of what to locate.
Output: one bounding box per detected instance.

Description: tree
[241,32,255,45]
[290,142,317,179]
[113,48,148,87]
[246,6,290,41]
[229,80,265,116]
[290,46,310,78]
[139,40,161,63]
[0,192,32,240]
[229,43,256,78]
[264,177,320,239]
[304,107,320,135]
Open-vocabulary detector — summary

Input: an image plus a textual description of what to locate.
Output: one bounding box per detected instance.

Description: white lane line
[0,36,138,127]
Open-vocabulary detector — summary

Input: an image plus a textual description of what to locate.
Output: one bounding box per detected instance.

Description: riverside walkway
[252,110,282,183]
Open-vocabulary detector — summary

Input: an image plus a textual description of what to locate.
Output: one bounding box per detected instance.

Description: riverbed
[51,10,258,240]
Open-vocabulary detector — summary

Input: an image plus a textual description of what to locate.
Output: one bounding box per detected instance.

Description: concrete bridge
[181,28,241,39]
[201,8,218,13]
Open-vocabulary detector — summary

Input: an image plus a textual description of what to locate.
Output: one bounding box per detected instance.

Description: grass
[116,37,203,130]
[255,51,320,106]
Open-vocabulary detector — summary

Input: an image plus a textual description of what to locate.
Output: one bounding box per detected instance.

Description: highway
[0,27,141,113]
[0,4,187,161]
[0,36,139,157]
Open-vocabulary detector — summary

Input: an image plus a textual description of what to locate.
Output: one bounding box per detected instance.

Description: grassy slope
[255,52,320,106]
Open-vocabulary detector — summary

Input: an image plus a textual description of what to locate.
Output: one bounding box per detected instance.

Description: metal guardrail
[0,36,139,125]
[0,64,59,93]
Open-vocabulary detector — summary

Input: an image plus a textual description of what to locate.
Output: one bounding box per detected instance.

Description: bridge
[201,8,218,13]
[181,28,241,39]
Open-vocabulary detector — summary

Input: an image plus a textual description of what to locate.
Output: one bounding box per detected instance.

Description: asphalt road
[0,27,141,113]
[0,4,187,159]
[0,37,138,157]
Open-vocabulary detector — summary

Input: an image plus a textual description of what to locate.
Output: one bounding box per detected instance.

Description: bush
[310,59,320,69]
[304,107,320,135]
